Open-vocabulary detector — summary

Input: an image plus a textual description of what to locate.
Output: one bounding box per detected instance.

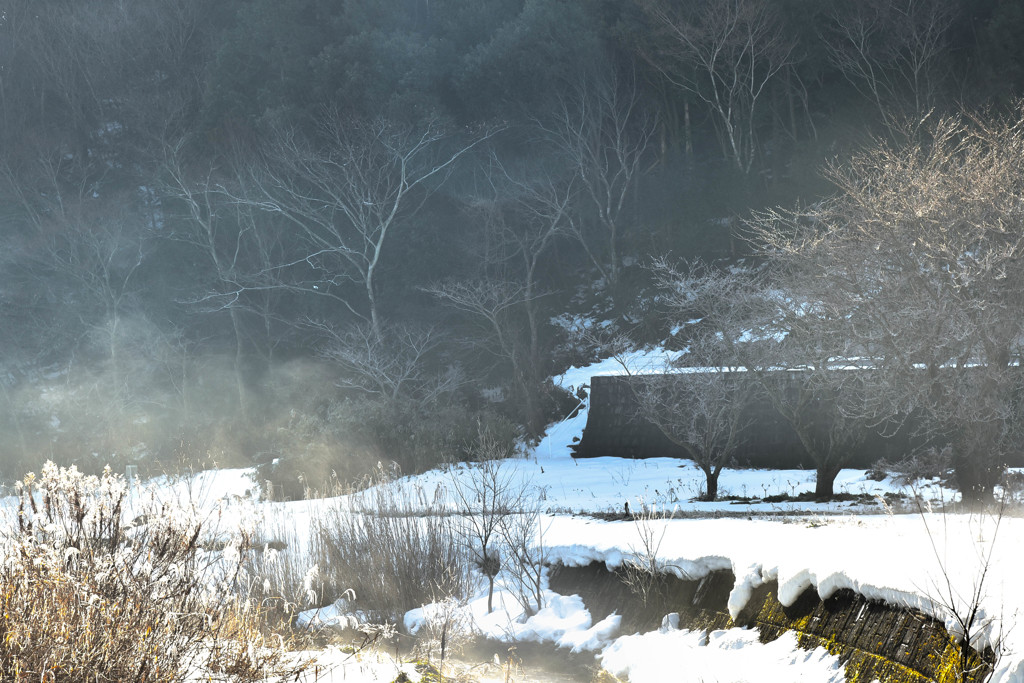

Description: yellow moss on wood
[550,563,991,683]
[742,586,991,683]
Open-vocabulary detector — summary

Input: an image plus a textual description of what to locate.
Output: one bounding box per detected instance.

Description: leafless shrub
[500,499,548,619]
[313,464,471,626]
[0,461,312,682]
[915,494,1007,683]
[872,446,952,487]
[449,434,534,615]
[410,594,474,676]
[619,501,678,608]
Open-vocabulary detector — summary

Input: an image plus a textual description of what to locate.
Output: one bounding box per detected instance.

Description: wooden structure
[550,563,992,683]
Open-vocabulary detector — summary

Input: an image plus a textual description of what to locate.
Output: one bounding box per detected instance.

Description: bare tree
[429,158,572,435]
[55,217,147,407]
[427,279,528,362]
[537,68,657,288]
[314,320,458,408]
[651,259,875,498]
[637,0,793,173]
[499,495,547,618]
[634,344,754,501]
[474,159,573,368]
[4,1,113,159]
[562,315,638,377]
[620,503,678,609]
[427,278,548,435]
[822,0,955,132]
[750,110,1024,503]
[913,495,1006,683]
[758,304,878,500]
[163,147,259,420]
[0,0,36,141]
[0,0,202,173]
[162,139,299,421]
[649,259,771,373]
[247,114,500,338]
[448,435,529,615]
[2,151,151,404]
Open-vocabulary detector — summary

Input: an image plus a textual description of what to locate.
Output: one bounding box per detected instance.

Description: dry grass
[243,509,330,636]
[0,461,313,682]
[313,465,471,625]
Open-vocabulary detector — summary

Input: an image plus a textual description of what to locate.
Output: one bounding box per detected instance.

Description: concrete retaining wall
[570,374,911,468]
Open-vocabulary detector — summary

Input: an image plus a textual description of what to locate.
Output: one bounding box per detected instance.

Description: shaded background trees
[649,259,878,499]
[3,0,1024,491]
[636,0,794,174]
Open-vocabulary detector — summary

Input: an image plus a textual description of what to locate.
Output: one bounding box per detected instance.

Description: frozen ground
[12,351,1020,682]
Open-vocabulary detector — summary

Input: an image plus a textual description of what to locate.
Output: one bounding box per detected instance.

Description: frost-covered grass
[0,462,314,682]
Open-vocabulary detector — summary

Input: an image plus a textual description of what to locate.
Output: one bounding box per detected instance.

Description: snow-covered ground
[18,352,1019,682]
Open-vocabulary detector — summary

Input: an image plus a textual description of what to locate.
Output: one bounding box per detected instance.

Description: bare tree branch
[536,67,657,286]
[637,0,793,173]
[749,109,1024,502]
[242,114,504,338]
[822,0,955,132]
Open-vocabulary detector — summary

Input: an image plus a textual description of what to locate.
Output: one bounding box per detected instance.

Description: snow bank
[128,350,1024,682]
[542,511,1022,673]
[601,628,845,683]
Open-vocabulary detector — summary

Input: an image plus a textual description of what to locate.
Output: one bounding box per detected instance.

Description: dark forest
[2,0,1022,492]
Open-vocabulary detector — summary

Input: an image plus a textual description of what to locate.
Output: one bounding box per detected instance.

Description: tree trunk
[814,464,840,500]
[366,269,381,341]
[954,439,998,506]
[703,468,719,502]
[228,307,250,423]
[518,374,544,439]
[684,100,693,159]
[108,314,122,409]
[606,219,620,290]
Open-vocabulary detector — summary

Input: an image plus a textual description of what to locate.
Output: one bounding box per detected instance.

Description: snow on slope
[397,351,1023,682]
[44,349,1021,682]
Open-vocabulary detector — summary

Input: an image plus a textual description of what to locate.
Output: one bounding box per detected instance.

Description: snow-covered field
[19,353,1020,682]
